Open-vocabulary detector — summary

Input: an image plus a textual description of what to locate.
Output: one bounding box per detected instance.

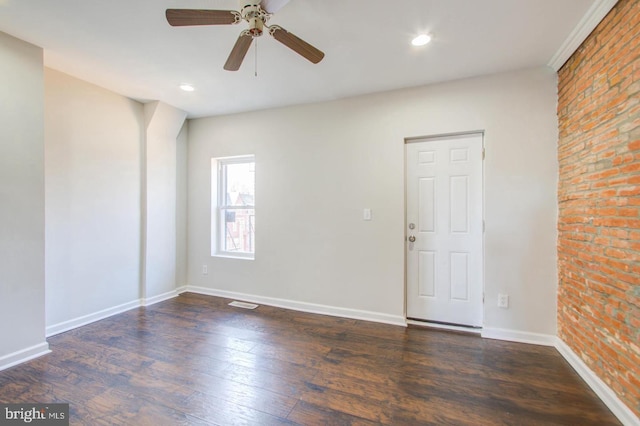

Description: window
[213,156,255,259]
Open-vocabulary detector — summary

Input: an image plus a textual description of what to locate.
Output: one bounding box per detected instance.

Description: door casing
[404,132,485,328]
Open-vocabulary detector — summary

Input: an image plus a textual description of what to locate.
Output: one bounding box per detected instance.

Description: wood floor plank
[0,293,620,425]
[181,390,295,425]
[186,374,299,419]
[299,384,393,424]
[85,388,209,426]
[309,370,399,403]
[216,362,317,398]
[287,400,379,426]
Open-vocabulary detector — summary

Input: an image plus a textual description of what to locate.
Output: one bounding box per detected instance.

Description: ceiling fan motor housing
[248,17,264,36]
[241,3,267,36]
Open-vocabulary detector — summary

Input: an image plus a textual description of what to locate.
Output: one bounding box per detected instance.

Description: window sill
[212,254,255,261]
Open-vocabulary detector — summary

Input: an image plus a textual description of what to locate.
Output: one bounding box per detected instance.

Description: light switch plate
[363,208,372,221]
[498,293,509,308]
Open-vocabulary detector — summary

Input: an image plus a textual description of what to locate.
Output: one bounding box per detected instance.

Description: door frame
[403,131,486,331]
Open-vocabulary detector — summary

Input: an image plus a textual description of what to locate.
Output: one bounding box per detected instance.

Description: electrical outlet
[498,293,509,308]
[202,265,208,275]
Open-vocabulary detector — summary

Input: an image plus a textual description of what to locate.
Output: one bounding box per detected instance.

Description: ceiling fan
[166,0,325,71]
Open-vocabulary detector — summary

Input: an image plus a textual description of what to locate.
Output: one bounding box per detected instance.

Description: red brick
[620,162,640,173]
[557,0,640,417]
[618,208,639,217]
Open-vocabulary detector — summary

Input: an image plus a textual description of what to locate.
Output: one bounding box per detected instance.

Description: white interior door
[406,133,483,327]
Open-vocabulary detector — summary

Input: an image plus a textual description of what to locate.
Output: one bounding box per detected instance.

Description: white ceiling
[0,0,598,118]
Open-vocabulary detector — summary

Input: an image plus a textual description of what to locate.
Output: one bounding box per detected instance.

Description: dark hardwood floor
[0,293,619,425]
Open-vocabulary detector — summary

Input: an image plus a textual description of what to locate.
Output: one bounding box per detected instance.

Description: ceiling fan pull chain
[255,37,258,77]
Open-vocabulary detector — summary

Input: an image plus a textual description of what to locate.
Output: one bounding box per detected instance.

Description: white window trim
[211,155,255,260]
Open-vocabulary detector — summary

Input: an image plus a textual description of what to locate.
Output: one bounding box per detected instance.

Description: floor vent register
[228,301,259,310]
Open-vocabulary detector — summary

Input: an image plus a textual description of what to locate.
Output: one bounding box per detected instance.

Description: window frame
[212,155,255,260]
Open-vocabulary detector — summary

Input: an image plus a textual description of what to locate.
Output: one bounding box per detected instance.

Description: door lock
[408,236,416,242]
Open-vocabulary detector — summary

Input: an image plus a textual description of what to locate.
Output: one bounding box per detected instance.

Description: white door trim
[404,131,485,328]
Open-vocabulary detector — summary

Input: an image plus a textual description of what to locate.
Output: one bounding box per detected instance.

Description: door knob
[408,236,416,242]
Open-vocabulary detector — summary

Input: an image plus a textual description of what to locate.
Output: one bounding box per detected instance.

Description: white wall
[176,122,189,289]
[45,69,143,328]
[187,66,559,336]
[142,102,186,301]
[0,32,47,365]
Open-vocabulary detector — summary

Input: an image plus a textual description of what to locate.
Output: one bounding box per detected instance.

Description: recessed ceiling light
[411,34,432,47]
[180,84,195,92]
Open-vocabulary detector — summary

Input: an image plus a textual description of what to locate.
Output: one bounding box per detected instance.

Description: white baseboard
[481,327,556,346]
[0,342,51,372]
[142,290,179,307]
[555,338,639,426]
[184,285,407,327]
[46,299,141,337]
[46,288,186,337]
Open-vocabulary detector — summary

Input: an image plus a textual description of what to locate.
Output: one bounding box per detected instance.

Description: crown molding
[548,0,619,71]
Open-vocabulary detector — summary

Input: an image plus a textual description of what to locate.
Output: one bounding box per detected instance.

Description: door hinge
[482,147,486,160]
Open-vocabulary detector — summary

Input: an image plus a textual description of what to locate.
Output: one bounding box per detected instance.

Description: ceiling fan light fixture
[180,84,195,92]
[411,34,432,47]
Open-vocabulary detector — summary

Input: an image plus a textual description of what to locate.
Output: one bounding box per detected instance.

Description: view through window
[217,156,255,257]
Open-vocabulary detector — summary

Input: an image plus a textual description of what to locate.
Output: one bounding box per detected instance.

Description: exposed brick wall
[557,0,639,417]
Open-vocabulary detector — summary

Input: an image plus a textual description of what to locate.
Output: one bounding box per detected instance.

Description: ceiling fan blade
[260,0,290,14]
[270,26,324,64]
[224,32,254,71]
[166,9,240,26]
